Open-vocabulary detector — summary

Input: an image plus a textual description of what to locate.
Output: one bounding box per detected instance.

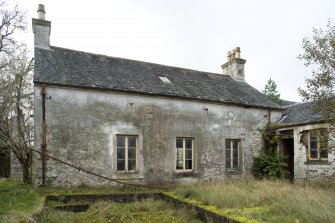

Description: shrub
[253,154,289,179]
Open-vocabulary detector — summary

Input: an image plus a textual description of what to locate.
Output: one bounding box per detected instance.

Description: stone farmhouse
[27,5,334,186]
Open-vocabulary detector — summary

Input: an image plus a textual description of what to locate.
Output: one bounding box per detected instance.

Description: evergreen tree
[262,78,282,105]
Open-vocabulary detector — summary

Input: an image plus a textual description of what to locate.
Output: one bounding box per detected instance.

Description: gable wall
[34,85,282,186]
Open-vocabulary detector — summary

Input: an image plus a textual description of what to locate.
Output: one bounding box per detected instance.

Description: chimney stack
[32,4,51,50]
[221,47,246,81]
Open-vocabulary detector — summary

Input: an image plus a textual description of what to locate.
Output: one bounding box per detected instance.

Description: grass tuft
[175,178,335,223]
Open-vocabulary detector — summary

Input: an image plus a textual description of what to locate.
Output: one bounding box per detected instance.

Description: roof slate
[277,101,324,126]
[34,46,281,109]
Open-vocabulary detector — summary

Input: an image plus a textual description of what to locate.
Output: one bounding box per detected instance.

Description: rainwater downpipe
[41,84,47,185]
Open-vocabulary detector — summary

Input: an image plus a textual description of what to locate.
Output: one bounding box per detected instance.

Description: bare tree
[0,0,34,184]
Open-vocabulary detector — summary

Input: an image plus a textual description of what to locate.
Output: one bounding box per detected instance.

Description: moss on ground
[35,200,203,223]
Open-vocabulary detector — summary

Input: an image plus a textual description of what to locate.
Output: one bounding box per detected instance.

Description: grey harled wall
[34,85,282,186]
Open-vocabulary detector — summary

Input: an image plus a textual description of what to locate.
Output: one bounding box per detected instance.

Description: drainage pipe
[41,84,47,185]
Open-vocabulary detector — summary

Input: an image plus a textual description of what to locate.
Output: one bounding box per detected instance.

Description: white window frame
[225,139,240,170]
[176,137,194,172]
[116,135,138,172]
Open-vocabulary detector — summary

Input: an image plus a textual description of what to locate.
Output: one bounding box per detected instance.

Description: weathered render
[277,102,335,180]
[32,5,283,186]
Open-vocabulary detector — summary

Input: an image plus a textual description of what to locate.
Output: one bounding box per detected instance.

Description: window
[308,129,328,160]
[158,76,171,83]
[116,135,137,171]
[176,138,194,171]
[226,139,240,170]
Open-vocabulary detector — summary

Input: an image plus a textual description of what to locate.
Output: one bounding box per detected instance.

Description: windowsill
[304,160,330,165]
[174,171,198,178]
[116,170,140,174]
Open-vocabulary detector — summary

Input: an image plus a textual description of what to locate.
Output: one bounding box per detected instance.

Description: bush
[253,154,289,179]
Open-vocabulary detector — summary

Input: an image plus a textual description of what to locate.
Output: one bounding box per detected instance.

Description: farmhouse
[29,5,334,186]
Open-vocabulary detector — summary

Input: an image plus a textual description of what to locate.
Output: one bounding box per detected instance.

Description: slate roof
[34,46,281,110]
[277,101,324,126]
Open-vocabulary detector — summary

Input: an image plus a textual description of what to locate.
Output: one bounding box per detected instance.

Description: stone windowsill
[174,171,199,178]
[115,171,143,180]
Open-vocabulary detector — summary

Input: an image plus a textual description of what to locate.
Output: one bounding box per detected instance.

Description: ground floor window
[116,135,137,171]
[308,129,328,160]
[176,138,194,171]
[226,139,240,170]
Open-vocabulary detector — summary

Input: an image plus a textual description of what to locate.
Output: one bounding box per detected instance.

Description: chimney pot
[230,49,236,60]
[37,4,46,20]
[235,47,241,59]
[227,51,231,62]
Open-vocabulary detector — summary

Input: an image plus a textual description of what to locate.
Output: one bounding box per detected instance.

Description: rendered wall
[34,85,282,186]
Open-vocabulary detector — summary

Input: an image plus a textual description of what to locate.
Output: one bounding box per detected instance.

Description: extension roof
[34,46,281,110]
[277,101,325,126]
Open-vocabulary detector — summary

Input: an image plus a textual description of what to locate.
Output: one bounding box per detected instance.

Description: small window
[176,138,194,171]
[116,135,137,171]
[226,139,240,170]
[308,129,328,160]
[158,76,171,83]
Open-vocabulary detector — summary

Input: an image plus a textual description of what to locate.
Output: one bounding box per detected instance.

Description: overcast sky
[17,0,335,102]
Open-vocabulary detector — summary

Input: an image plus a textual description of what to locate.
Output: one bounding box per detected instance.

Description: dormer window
[158,76,171,83]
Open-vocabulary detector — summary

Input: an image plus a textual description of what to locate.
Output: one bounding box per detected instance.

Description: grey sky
[20,0,335,102]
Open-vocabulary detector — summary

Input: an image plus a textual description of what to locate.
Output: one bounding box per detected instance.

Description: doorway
[279,130,294,180]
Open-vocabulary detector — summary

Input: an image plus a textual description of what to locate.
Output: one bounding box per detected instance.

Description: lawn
[1,178,335,223]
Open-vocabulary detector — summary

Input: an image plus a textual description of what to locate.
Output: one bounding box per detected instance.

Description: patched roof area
[277,101,324,126]
[34,46,281,109]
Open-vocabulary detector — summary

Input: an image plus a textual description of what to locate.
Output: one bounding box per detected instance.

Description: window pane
[176,139,183,148]
[117,147,125,159]
[185,139,192,149]
[226,140,231,150]
[226,158,231,169]
[185,160,192,170]
[128,147,136,159]
[117,160,125,170]
[310,134,318,159]
[117,136,125,147]
[233,155,238,169]
[128,160,136,170]
[320,149,328,159]
[233,141,238,150]
[233,149,238,161]
[128,136,136,147]
[185,149,192,159]
[310,148,318,158]
[176,160,183,169]
[225,149,231,160]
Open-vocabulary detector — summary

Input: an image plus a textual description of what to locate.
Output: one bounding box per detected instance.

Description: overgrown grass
[0,178,159,223]
[175,178,335,223]
[35,200,203,223]
[2,178,335,223]
[0,179,43,223]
